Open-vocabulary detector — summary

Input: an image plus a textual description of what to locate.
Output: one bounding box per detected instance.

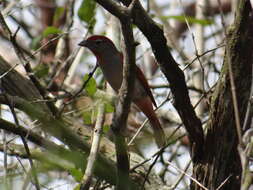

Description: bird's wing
[136,66,157,107]
[119,52,157,107]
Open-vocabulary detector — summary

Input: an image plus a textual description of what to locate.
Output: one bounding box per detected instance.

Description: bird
[78,35,166,147]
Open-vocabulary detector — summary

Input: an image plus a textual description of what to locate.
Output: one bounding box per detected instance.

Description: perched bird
[79,35,166,147]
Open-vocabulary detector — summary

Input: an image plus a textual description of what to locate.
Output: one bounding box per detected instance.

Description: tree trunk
[192,1,253,189]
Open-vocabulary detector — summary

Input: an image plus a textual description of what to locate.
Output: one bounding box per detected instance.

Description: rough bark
[192,1,253,189]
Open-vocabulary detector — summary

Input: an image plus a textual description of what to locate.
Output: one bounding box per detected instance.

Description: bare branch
[81,103,105,190]
[111,0,205,161]
[3,93,40,190]
[0,11,58,116]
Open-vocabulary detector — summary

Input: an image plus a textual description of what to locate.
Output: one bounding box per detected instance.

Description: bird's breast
[99,56,123,92]
[98,54,146,100]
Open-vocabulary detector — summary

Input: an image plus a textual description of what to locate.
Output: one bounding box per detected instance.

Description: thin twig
[58,64,98,115]
[0,63,19,79]
[242,65,253,131]
[182,45,224,71]
[179,0,206,116]
[3,94,40,190]
[3,127,9,189]
[129,81,215,147]
[169,160,191,189]
[216,175,232,190]
[130,84,214,172]
[73,64,98,98]
[0,11,58,116]
[166,160,208,190]
[128,93,170,146]
[32,33,68,57]
[217,0,242,145]
[141,152,162,190]
[80,103,105,190]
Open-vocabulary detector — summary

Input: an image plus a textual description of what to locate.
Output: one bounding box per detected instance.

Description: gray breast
[99,53,146,100]
[99,55,123,92]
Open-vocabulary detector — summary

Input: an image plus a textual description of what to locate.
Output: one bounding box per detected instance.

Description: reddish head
[78,35,119,58]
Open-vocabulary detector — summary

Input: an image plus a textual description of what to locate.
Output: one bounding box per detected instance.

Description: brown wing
[119,52,157,107]
[136,66,157,107]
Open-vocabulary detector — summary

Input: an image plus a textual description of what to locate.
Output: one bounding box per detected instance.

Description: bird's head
[78,35,118,57]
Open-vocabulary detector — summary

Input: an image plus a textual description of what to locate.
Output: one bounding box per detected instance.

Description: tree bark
[192,1,253,189]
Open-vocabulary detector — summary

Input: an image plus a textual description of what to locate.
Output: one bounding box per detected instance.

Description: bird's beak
[78,40,88,47]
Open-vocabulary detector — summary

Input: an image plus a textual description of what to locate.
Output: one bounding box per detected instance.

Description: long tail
[134,97,166,147]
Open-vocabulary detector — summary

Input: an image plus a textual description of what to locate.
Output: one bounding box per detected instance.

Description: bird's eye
[95,39,102,45]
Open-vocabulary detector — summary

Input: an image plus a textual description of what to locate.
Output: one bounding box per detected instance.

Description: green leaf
[83,111,92,125]
[83,135,91,141]
[69,168,83,182]
[103,125,110,134]
[42,26,62,37]
[161,15,214,26]
[104,103,114,113]
[53,7,65,24]
[30,36,42,50]
[34,64,49,78]
[78,0,96,23]
[83,74,97,96]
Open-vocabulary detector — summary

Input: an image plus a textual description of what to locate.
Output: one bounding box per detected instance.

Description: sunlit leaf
[83,74,97,96]
[104,103,114,113]
[78,0,96,23]
[83,111,92,125]
[53,7,65,24]
[103,125,110,134]
[83,135,91,141]
[69,168,83,182]
[42,26,62,37]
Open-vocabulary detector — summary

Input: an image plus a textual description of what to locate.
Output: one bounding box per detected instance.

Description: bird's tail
[134,97,166,148]
[149,112,167,148]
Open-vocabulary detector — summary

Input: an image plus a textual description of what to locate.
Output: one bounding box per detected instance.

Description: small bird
[79,35,166,147]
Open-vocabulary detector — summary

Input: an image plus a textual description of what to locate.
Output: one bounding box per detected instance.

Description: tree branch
[3,93,40,190]
[0,11,58,116]
[0,40,163,189]
[109,4,136,190]
[0,94,139,189]
[80,103,105,190]
[95,0,204,162]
